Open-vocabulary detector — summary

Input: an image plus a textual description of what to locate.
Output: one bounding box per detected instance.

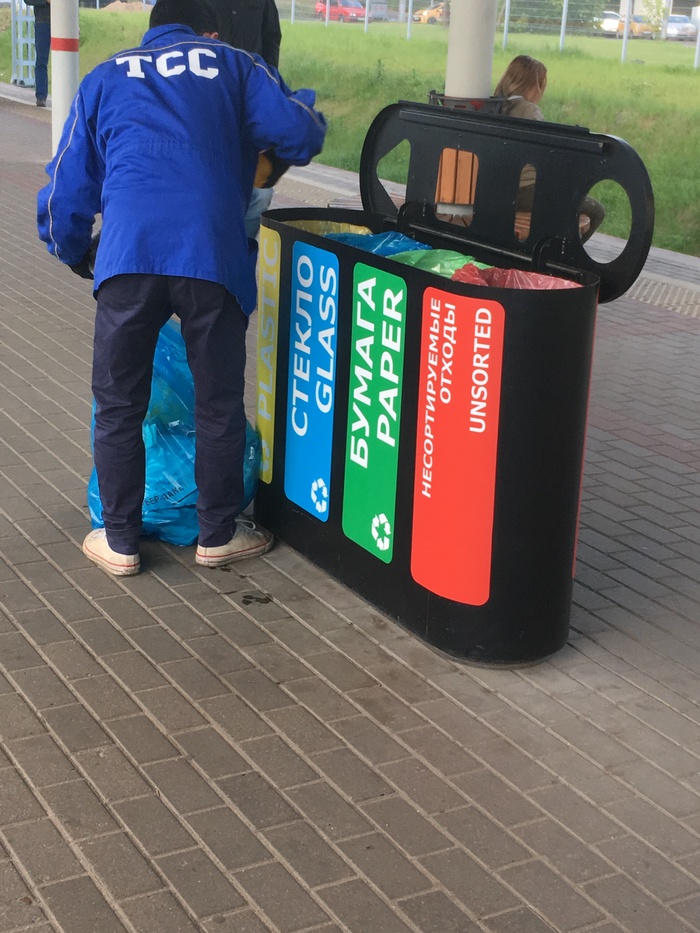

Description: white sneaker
[196,517,274,568]
[82,529,140,576]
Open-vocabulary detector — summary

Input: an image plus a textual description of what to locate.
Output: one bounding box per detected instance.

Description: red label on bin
[411,289,505,605]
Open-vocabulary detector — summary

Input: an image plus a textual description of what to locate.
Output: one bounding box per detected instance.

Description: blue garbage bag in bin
[87,319,261,546]
[324,230,431,256]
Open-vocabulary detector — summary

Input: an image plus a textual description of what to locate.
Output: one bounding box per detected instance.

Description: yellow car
[413,2,446,24]
[618,14,655,38]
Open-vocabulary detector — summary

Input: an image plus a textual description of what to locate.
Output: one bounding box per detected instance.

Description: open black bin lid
[359,101,654,303]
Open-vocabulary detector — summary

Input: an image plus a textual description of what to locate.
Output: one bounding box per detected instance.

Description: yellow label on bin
[256,227,281,484]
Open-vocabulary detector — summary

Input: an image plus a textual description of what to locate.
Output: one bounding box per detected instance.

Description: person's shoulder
[503,97,543,120]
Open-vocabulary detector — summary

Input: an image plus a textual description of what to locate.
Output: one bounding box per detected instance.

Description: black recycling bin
[253,101,654,665]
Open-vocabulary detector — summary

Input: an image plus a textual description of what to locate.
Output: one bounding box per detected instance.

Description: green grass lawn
[2,10,698,255]
[279,23,700,255]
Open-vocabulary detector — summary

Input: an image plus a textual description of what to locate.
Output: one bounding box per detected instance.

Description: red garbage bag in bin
[453,263,581,290]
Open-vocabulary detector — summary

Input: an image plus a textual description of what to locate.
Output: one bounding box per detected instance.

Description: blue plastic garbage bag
[87,319,261,546]
[325,230,432,256]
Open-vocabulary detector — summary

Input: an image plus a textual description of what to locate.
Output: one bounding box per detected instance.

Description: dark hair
[149,0,219,35]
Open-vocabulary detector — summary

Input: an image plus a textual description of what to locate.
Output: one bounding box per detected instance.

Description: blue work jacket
[37,24,326,314]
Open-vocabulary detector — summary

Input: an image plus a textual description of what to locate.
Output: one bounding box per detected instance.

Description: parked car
[666,14,698,39]
[598,10,621,35]
[618,14,655,38]
[413,2,446,24]
[315,0,368,21]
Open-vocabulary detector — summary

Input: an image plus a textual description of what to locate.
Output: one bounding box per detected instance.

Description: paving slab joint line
[524,654,700,741]
[210,700,635,932]
[0,747,144,933]
[158,683,550,933]
[574,648,700,717]
[578,636,700,732]
[2,456,696,848]
[484,687,700,841]
[429,698,700,870]
[0,624,295,924]
[130,550,502,783]
[1,471,88,539]
[1,543,434,826]
[0,607,440,933]
[515,657,700,775]
[235,549,546,705]
[9,542,694,909]
[566,623,700,708]
[0,716,231,929]
[2,716,283,931]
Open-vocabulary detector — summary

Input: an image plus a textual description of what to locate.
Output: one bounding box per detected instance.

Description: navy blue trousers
[33,22,50,103]
[92,275,248,554]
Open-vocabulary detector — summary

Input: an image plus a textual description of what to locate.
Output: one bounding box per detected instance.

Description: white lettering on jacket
[115,54,153,78]
[115,48,219,80]
[156,51,186,77]
[188,48,219,78]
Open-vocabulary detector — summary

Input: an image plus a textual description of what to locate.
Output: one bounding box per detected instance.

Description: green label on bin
[342,264,407,563]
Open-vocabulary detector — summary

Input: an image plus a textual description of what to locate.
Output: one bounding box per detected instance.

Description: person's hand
[68,233,100,280]
[69,255,94,280]
[254,150,291,189]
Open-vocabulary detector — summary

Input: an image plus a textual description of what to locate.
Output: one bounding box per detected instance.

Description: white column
[445,0,498,98]
[51,0,80,154]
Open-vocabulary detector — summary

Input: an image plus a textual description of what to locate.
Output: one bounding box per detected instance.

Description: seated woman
[494,55,605,243]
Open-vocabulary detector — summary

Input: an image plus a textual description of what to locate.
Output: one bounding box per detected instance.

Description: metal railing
[10,0,36,89]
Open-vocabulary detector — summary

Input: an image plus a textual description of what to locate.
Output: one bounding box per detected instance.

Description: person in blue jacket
[37,0,326,577]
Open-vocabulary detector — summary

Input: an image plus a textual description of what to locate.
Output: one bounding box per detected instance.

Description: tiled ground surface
[1,92,700,933]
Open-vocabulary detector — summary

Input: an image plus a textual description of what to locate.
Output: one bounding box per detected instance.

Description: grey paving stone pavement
[1,88,700,932]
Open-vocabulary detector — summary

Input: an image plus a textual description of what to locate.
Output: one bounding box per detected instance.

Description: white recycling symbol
[310,477,329,514]
[371,513,391,551]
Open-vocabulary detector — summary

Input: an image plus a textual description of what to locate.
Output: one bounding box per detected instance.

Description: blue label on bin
[283,242,339,521]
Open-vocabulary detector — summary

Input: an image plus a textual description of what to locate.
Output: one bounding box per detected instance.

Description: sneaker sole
[195,537,274,568]
[83,542,141,576]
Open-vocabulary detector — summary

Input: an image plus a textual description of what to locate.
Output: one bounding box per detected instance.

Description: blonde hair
[494,55,548,101]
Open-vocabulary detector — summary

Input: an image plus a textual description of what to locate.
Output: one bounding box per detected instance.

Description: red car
[316,0,369,21]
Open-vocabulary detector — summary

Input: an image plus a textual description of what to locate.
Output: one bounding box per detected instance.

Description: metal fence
[276,0,700,67]
[10,0,35,88]
[12,0,698,70]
